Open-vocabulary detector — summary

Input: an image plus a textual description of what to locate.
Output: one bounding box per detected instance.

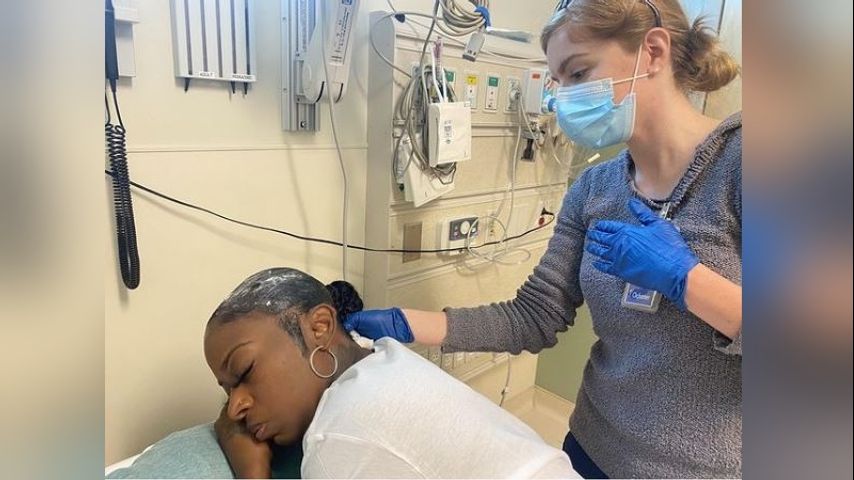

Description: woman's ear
[300,305,337,350]
[643,27,671,76]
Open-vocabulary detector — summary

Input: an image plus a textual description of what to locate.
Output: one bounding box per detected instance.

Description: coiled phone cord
[106,91,140,289]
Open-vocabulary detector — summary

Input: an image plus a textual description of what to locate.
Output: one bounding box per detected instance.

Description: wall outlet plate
[438,215,480,253]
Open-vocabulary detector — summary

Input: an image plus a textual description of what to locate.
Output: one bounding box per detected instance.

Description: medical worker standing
[346,0,742,477]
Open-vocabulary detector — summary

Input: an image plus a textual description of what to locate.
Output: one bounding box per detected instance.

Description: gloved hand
[343,308,414,343]
[585,198,700,310]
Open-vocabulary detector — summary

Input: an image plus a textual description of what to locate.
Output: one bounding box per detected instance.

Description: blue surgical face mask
[555,46,648,149]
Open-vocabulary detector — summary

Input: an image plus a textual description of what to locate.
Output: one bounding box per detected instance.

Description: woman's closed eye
[224,361,255,394]
[236,361,255,386]
[570,69,588,83]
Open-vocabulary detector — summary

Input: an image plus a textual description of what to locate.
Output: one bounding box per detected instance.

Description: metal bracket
[281,0,320,131]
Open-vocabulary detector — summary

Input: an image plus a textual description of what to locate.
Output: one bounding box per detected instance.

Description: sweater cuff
[440,307,471,353]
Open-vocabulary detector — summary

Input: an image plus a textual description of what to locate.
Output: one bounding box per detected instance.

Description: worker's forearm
[684,264,742,339]
[401,309,448,346]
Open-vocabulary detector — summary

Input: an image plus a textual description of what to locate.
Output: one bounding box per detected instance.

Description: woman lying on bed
[204,268,577,479]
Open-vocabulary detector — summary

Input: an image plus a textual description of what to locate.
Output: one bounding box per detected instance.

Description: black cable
[106,89,141,289]
[105,0,140,289]
[103,170,555,254]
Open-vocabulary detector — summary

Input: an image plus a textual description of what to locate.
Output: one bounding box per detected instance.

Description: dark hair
[208,268,364,354]
[324,280,364,319]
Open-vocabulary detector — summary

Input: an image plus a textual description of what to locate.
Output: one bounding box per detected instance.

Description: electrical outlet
[505,77,521,112]
[534,199,555,228]
[444,68,457,97]
[464,72,479,110]
[412,345,430,361]
[484,73,500,112]
[441,353,455,370]
[454,352,466,366]
[429,347,442,366]
[482,204,532,239]
[438,215,480,253]
[483,211,501,240]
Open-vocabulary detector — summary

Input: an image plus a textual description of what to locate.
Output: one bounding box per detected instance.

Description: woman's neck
[327,338,372,383]
[627,94,720,200]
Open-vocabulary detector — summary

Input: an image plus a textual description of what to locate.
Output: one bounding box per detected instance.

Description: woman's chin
[271,430,299,447]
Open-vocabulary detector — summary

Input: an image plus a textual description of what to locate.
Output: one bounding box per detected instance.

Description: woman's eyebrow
[220,341,252,371]
[554,53,589,80]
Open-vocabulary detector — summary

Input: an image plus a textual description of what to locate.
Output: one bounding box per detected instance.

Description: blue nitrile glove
[585,198,700,310]
[343,308,414,343]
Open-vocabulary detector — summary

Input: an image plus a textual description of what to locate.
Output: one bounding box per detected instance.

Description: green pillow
[107,423,302,479]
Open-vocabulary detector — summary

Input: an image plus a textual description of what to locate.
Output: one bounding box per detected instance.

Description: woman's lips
[249,423,267,441]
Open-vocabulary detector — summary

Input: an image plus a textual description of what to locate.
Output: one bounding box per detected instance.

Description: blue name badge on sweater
[621,283,662,313]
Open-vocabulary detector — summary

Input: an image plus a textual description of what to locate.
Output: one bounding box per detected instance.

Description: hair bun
[683,17,740,92]
[325,281,364,319]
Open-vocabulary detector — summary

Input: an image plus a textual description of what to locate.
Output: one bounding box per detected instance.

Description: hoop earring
[309,346,339,379]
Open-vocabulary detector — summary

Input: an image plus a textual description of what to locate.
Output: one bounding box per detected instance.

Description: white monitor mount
[282,0,360,131]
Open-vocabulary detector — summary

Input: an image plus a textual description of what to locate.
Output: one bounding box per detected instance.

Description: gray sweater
[444,113,742,478]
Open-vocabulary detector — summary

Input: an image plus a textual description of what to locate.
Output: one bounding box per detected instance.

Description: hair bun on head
[325,281,364,319]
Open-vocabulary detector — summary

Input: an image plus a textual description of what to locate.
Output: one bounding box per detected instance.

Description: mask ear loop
[613,43,649,89]
[629,43,645,94]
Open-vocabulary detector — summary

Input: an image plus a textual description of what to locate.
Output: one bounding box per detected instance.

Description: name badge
[621,283,662,313]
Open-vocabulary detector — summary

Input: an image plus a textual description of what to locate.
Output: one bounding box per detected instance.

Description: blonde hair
[540,0,739,92]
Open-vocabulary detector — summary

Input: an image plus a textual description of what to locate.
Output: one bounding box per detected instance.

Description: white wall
[105,0,560,465]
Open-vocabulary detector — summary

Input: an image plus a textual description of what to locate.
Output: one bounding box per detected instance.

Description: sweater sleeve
[715,123,742,356]
[442,171,590,354]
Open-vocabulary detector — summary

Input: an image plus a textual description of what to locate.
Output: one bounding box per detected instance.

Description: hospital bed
[104,423,302,479]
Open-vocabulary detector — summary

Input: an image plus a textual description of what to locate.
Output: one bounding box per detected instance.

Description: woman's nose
[226,387,253,421]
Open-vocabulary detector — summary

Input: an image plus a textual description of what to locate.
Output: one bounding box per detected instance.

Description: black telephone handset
[105,0,120,89]
[105,0,141,289]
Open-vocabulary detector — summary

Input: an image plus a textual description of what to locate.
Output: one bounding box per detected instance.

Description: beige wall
[704,0,743,119]
[105,0,562,465]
